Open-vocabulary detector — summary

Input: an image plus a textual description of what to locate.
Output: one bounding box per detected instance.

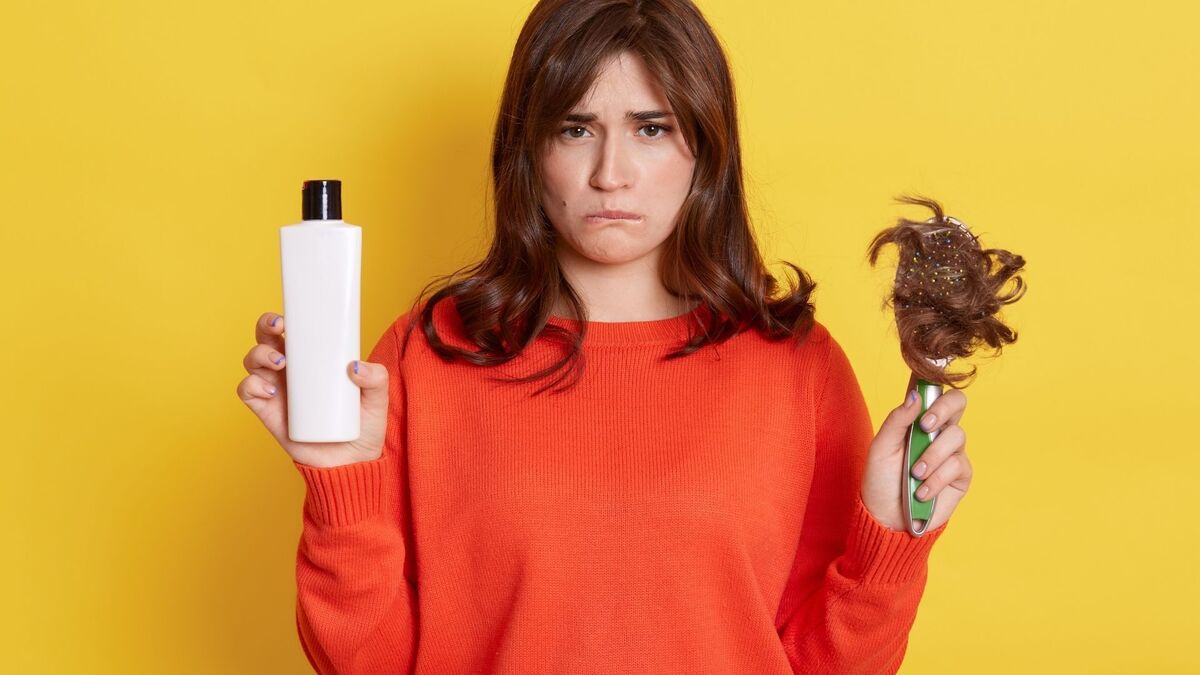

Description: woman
[238,0,972,672]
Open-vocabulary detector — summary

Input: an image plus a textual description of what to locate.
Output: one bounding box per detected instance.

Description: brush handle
[903,376,941,536]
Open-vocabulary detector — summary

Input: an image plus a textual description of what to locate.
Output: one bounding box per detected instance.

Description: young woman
[238,1,972,672]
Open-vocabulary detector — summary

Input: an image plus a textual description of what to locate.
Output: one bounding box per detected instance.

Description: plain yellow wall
[2,1,1196,672]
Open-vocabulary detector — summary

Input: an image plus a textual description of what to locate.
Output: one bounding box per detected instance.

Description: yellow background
[3,1,1196,672]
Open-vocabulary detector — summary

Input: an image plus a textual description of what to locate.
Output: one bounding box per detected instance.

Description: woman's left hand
[859,387,972,533]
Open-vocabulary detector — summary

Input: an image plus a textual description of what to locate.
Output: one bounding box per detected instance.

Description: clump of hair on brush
[866,194,1027,388]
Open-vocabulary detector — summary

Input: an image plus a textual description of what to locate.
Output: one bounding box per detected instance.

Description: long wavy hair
[401,0,818,394]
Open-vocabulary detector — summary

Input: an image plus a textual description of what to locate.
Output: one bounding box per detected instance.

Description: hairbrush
[867,195,1027,536]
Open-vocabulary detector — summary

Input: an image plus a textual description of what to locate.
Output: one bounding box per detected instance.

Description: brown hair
[402,0,817,394]
[866,195,1027,388]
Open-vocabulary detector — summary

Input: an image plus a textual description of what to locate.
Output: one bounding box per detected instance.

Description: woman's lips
[586,210,643,221]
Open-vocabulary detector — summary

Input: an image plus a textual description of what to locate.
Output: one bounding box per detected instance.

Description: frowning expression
[539,50,696,265]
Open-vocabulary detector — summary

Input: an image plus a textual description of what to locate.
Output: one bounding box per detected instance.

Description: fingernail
[906,390,918,406]
[921,413,936,430]
[913,461,927,478]
[917,485,930,500]
[272,352,285,365]
[267,386,277,396]
[353,360,359,374]
[271,315,279,327]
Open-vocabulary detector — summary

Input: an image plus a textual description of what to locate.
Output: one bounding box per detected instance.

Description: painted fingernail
[267,385,277,396]
[353,360,359,374]
[271,315,280,327]
[271,352,286,365]
[913,462,927,478]
[906,390,918,406]
[921,413,936,430]
[917,485,930,500]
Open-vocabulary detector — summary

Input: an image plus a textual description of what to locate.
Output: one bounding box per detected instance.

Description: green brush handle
[904,377,942,536]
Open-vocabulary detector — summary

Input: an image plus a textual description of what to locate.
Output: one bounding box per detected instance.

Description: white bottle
[279,179,362,442]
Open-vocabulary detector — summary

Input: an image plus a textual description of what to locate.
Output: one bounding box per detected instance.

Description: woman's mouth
[586,210,643,222]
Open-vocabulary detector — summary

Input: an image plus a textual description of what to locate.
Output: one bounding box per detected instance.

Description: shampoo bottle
[279,179,361,442]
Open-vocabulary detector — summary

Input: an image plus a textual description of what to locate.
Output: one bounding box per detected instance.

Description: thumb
[873,389,923,453]
[349,359,390,412]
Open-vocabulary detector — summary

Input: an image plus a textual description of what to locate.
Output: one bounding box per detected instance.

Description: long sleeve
[292,321,419,674]
[775,331,949,674]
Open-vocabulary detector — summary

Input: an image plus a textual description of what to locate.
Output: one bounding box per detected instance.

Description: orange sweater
[292,299,948,674]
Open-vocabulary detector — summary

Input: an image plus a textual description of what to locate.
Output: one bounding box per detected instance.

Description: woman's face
[539,51,696,266]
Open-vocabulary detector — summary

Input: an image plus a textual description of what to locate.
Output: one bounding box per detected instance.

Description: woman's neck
[551,248,694,322]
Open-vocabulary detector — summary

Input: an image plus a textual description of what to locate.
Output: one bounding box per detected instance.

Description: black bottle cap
[302,179,342,220]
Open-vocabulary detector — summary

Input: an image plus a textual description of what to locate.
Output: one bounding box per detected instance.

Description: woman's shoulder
[737,313,835,360]
[799,319,855,373]
[384,294,491,367]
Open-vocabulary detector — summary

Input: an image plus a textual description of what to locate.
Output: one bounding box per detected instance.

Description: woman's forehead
[571,54,671,114]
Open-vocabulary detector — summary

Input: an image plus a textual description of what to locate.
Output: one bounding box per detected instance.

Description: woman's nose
[590,137,634,190]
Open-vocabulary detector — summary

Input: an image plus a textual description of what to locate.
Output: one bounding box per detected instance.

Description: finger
[914,452,965,502]
[256,312,286,352]
[910,424,965,480]
[236,373,281,406]
[917,388,967,434]
[349,359,389,412]
[875,389,925,451]
[954,450,973,484]
[243,342,288,377]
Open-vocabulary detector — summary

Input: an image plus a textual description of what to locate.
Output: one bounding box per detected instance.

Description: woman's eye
[638,124,670,138]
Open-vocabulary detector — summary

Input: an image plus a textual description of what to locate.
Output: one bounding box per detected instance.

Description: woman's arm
[775,333,948,674]
[293,322,419,674]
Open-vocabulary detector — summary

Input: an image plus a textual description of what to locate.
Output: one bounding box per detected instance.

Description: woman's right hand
[236,311,391,468]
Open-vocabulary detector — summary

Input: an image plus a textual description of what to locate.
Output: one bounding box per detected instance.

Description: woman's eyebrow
[564,110,676,123]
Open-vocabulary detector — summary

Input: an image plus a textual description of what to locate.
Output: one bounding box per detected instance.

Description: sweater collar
[545,302,712,347]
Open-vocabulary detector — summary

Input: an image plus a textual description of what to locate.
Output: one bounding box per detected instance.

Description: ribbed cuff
[293,453,392,527]
[839,492,948,585]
